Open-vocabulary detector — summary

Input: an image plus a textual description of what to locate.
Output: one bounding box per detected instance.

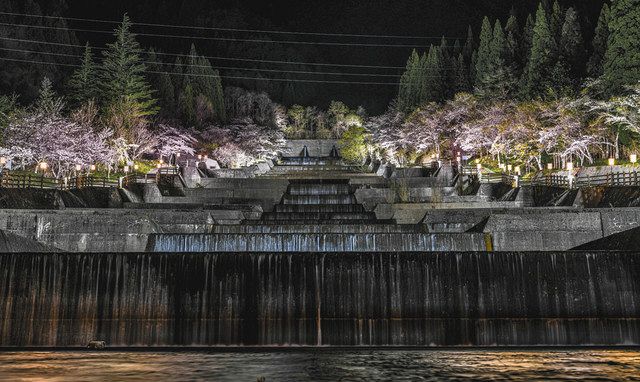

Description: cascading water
[1,251,639,347]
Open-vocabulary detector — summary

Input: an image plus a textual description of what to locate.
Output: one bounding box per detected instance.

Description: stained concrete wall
[0,208,259,252]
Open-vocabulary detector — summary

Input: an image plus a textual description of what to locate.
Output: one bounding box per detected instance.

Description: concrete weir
[1,154,640,347]
[1,251,639,346]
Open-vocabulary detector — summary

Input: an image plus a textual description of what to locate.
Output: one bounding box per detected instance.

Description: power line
[0,36,410,70]
[0,46,457,78]
[0,57,403,85]
[0,11,461,40]
[0,21,460,49]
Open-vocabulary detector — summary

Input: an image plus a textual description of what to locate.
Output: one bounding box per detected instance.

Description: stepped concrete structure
[1,147,640,347]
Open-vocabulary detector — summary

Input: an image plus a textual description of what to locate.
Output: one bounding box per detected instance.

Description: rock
[87,340,106,349]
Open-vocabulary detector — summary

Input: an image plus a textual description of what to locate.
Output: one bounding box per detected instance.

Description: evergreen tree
[505,15,520,70]
[474,17,494,90]
[462,26,474,63]
[603,0,640,93]
[398,50,423,112]
[67,43,98,106]
[212,70,226,123]
[424,45,444,102]
[558,7,584,80]
[99,14,157,134]
[524,4,556,98]
[550,0,564,46]
[522,13,535,63]
[439,37,454,99]
[146,49,175,116]
[587,3,610,78]
[454,53,470,93]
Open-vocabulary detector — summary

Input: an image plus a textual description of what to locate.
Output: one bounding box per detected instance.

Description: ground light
[566,162,574,171]
[547,163,553,170]
[632,154,638,164]
[609,158,615,166]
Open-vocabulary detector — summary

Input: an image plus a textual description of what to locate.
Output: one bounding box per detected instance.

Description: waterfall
[1,251,639,347]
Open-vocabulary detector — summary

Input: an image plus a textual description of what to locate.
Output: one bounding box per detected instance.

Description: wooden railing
[1,167,183,190]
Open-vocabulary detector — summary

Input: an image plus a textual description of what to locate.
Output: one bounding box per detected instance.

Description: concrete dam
[1,149,640,347]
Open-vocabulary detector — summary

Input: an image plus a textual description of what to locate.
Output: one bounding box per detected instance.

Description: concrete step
[272,204,364,213]
[282,194,357,205]
[146,232,488,252]
[211,224,425,234]
[252,219,397,225]
[288,183,352,195]
[261,212,376,221]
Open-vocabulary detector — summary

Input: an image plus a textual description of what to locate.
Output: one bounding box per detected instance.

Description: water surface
[0,349,639,381]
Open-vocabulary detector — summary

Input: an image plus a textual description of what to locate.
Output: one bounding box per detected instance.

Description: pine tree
[474,17,494,90]
[505,15,520,70]
[398,50,422,112]
[550,0,564,46]
[478,20,514,99]
[524,4,556,98]
[67,43,98,106]
[587,3,610,78]
[181,44,225,125]
[99,14,157,133]
[462,26,474,63]
[424,45,444,102]
[439,37,454,99]
[558,7,584,80]
[454,53,470,93]
[36,77,60,115]
[146,49,175,115]
[603,0,640,93]
[522,13,535,63]
[212,69,226,123]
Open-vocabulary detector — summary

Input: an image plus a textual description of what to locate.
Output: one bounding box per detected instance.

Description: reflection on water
[0,349,639,381]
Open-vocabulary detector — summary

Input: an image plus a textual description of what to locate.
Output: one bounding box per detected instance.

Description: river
[0,349,639,381]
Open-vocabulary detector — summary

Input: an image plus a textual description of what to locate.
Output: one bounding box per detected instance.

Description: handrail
[0,166,184,190]
[463,168,640,189]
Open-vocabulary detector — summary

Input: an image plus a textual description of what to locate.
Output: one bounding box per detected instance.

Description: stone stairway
[146,157,488,252]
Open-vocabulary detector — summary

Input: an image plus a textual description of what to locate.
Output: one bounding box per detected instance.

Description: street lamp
[608,158,615,167]
[133,164,139,172]
[547,163,553,170]
[39,162,48,171]
[515,166,521,176]
[566,162,573,171]
[124,165,130,174]
[631,154,638,164]
[90,164,96,172]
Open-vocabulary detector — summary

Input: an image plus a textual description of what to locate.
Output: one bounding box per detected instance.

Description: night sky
[63,1,606,111]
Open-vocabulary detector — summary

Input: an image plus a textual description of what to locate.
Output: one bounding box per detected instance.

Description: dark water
[0,350,639,381]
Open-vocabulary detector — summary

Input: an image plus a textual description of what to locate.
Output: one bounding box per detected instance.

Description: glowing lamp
[507,164,513,172]
[124,166,130,173]
[157,163,162,169]
[39,162,48,170]
[476,163,482,171]
[608,158,615,166]
[631,154,638,164]
[515,166,521,175]
[547,163,553,170]
[134,164,139,171]
[90,164,96,172]
[198,155,203,161]
[75,164,82,172]
[176,153,181,158]
[0,157,6,165]
[566,162,573,171]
